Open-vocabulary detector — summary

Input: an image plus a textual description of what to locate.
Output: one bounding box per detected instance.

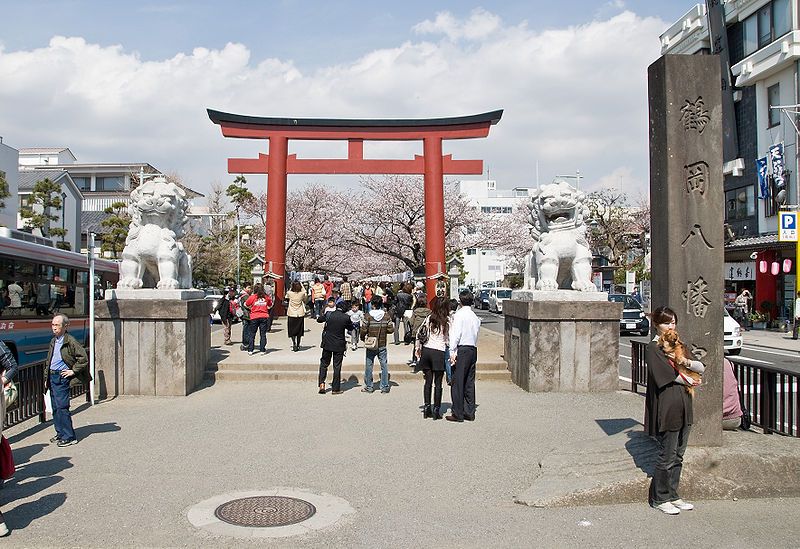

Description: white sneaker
[654,502,680,515]
[0,520,8,536]
[671,499,694,511]
[248,350,255,355]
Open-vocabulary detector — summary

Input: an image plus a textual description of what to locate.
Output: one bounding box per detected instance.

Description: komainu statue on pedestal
[117,176,193,290]
[523,179,596,292]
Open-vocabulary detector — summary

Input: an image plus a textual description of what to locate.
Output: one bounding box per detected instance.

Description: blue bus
[0,228,119,365]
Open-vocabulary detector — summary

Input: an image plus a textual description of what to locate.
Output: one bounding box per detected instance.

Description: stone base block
[504,299,622,392]
[94,297,212,397]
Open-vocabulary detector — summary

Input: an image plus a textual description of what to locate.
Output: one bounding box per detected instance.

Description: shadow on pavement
[7,493,67,530]
[595,418,642,436]
[74,422,121,441]
[625,431,657,476]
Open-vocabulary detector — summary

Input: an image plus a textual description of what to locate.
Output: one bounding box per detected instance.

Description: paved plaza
[1,320,798,547]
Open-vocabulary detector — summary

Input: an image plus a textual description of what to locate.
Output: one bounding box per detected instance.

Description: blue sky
[0,1,698,199]
[2,1,687,65]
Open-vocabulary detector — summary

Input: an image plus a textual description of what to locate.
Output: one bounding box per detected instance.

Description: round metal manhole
[214,496,316,527]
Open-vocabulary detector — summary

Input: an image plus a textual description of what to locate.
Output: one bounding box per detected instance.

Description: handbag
[3,381,17,409]
[364,336,379,351]
[0,436,14,480]
[740,406,751,430]
[416,318,429,346]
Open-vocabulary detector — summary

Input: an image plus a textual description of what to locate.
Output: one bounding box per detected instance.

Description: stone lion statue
[523,179,596,292]
[117,176,193,290]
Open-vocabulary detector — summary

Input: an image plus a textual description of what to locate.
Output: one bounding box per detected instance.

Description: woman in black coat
[645,306,705,515]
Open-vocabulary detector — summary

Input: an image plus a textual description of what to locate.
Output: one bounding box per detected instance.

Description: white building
[17,169,83,252]
[661,1,798,318]
[457,179,535,288]
[0,139,19,229]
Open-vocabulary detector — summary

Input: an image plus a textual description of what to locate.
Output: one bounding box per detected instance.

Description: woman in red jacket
[245,284,272,355]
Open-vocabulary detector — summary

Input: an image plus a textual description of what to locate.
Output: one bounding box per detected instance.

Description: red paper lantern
[771,261,780,275]
[759,260,768,273]
[783,259,792,273]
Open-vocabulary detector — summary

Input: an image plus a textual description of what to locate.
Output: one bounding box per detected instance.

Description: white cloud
[412,8,502,41]
[0,10,666,202]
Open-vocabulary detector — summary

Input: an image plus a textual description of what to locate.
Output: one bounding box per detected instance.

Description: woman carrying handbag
[0,341,18,536]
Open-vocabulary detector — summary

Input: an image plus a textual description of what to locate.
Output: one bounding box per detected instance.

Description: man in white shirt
[446,290,481,422]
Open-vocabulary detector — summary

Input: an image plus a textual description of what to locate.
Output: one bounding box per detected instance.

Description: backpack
[238,294,251,320]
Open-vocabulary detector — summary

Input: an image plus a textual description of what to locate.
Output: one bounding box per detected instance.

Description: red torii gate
[207,109,503,303]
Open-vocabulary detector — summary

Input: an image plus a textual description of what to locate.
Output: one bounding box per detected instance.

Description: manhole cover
[214,496,316,527]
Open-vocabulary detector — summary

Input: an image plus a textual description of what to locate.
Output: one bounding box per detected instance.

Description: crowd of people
[213,276,481,422]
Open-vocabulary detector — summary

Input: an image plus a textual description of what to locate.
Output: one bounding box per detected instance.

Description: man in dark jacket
[45,313,90,447]
[215,287,237,345]
[316,302,353,395]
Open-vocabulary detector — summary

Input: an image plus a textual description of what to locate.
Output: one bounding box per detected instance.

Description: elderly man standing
[45,314,90,447]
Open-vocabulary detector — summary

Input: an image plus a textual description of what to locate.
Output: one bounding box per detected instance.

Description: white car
[488,287,513,313]
[723,308,743,355]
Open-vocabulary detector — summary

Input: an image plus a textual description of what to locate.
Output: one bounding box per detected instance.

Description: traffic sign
[779,212,798,242]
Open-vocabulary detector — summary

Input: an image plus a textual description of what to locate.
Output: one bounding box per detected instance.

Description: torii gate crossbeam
[208,109,503,304]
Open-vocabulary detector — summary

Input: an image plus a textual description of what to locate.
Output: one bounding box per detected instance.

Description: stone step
[210,360,509,372]
[205,369,512,383]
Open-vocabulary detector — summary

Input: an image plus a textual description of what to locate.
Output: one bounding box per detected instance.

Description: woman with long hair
[646,306,705,514]
[286,280,309,352]
[415,297,450,419]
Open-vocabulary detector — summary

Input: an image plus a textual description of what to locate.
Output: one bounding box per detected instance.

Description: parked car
[723,308,743,355]
[488,287,513,313]
[477,289,490,310]
[608,294,649,336]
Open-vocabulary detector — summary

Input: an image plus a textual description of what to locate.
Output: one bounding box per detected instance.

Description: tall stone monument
[648,55,724,446]
[94,177,211,397]
[504,179,621,392]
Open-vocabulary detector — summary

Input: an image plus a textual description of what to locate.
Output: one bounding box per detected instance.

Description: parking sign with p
[779,212,798,242]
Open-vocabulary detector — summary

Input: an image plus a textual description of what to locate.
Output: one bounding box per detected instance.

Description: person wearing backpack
[215,287,237,345]
[360,296,395,393]
[407,294,431,368]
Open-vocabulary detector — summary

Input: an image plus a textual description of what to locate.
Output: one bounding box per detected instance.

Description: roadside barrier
[629,341,798,438]
[3,360,89,429]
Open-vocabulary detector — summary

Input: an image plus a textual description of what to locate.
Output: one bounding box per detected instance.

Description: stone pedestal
[504,296,622,392]
[94,293,211,397]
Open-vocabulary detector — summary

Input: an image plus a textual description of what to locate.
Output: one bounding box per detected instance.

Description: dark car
[477,289,490,310]
[608,294,649,336]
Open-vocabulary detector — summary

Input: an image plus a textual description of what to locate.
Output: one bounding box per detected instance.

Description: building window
[725,186,755,221]
[72,176,90,191]
[743,0,792,56]
[96,176,124,191]
[767,84,781,127]
[466,248,477,255]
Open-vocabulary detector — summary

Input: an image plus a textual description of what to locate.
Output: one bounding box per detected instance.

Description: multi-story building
[18,148,204,254]
[0,139,19,229]
[457,179,534,288]
[661,1,798,320]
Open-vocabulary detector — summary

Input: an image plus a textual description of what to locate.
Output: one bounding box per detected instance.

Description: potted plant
[748,310,767,329]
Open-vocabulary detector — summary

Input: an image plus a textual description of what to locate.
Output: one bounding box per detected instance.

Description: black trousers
[318,349,344,391]
[649,425,691,505]
[450,346,476,419]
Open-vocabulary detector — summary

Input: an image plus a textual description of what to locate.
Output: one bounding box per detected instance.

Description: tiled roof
[19,147,70,154]
[81,211,115,233]
[726,233,795,250]
[18,169,70,190]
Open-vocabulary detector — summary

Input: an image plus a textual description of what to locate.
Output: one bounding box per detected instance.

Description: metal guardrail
[4,360,90,430]
[628,341,799,438]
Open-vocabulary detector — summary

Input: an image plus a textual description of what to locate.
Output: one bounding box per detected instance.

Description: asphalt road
[473,309,798,379]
